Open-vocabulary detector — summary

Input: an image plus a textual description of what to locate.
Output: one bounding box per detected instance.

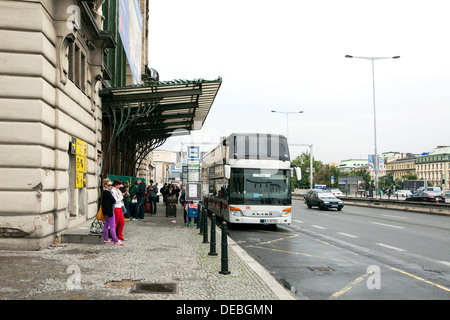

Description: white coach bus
[201,133,301,226]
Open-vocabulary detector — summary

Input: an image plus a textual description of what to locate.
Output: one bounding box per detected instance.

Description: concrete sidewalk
[0,202,296,300]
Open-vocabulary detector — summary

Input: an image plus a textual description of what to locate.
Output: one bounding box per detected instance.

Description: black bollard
[209,214,217,256]
[198,206,203,234]
[197,203,202,229]
[202,207,209,243]
[196,204,200,229]
[219,221,231,275]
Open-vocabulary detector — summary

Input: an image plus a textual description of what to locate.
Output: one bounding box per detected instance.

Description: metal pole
[219,221,231,275]
[310,145,313,189]
[270,110,303,142]
[345,55,399,193]
[286,113,289,142]
[209,214,217,256]
[371,58,379,193]
[198,205,203,234]
[202,207,209,243]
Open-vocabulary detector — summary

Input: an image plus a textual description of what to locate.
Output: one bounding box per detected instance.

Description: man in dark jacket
[134,178,146,220]
[147,179,158,215]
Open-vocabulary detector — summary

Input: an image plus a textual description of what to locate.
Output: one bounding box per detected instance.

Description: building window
[68,42,74,81]
[67,42,87,94]
[81,53,86,92]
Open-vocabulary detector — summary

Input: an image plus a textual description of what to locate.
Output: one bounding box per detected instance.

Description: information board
[185,183,202,201]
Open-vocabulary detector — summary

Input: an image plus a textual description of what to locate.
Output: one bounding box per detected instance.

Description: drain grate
[129,282,177,294]
[308,266,334,272]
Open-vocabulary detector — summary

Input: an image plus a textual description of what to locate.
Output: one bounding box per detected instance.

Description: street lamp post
[345,55,400,193]
[270,110,303,142]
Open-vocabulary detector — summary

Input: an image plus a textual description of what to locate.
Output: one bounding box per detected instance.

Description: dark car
[305,190,344,211]
[405,191,445,203]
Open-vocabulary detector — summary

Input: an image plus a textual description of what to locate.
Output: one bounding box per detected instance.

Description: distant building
[337,159,369,173]
[149,150,178,186]
[415,146,450,189]
[385,153,417,180]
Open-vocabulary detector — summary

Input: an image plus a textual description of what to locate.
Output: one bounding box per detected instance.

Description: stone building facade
[415,146,450,190]
[0,0,221,250]
[385,154,417,180]
[0,0,115,250]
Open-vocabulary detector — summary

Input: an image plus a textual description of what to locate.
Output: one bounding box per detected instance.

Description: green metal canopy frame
[99,77,222,177]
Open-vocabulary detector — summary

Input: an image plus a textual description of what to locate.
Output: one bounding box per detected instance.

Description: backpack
[130,185,137,196]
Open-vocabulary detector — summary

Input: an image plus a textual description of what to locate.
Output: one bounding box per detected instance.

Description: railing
[292,193,450,216]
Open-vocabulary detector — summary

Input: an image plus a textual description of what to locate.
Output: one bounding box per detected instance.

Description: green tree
[291,151,323,189]
[379,173,395,189]
[315,164,340,188]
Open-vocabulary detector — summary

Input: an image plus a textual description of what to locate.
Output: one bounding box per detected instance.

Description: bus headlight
[282,208,291,215]
[230,206,242,216]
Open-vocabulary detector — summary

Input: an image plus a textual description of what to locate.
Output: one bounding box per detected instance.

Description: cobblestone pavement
[0,203,296,300]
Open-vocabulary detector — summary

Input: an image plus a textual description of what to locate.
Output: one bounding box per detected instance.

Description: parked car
[395,190,413,198]
[417,187,442,194]
[405,191,445,203]
[305,190,344,211]
[330,189,343,197]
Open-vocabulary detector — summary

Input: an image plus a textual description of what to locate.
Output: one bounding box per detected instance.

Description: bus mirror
[295,167,302,181]
[224,165,231,179]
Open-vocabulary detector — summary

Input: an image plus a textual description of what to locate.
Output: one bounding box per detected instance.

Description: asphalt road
[226,199,450,300]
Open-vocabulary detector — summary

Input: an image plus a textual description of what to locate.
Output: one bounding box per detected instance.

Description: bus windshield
[229,168,291,205]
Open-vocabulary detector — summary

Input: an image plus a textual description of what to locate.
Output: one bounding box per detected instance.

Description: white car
[395,190,413,198]
[330,189,343,197]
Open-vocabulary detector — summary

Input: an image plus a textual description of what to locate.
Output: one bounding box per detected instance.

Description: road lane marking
[293,220,304,223]
[381,214,407,220]
[329,272,372,299]
[255,234,299,246]
[437,261,450,267]
[247,245,355,264]
[371,222,404,229]
[311,225,326,230]
[388,266,450,293]
[337,232,358,238]
[255,229,293,235]
[376,243,406,252]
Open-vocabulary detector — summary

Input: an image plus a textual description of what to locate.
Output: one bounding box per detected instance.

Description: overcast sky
[148,0,450,164]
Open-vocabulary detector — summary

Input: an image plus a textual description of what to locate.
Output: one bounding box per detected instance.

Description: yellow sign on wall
[72,137,88,188]
[76,139,87,157]
[76,155,87,173]
[76,172,86,188]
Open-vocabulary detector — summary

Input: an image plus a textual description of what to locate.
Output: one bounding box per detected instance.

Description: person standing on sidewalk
[111,179,126,241]
[160,183,168,204]
[134,178,146,220]
[101,179,123,246]
[121,183,131,220]
[147,179,158,215]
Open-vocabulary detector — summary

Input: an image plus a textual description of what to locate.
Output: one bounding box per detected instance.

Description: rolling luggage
[166,204,176,217]
[166,195,177,217]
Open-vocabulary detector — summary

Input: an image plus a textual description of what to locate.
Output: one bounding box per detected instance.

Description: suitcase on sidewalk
[166,204,176,217]
[166,195,177,217]
[145,202,151,213]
